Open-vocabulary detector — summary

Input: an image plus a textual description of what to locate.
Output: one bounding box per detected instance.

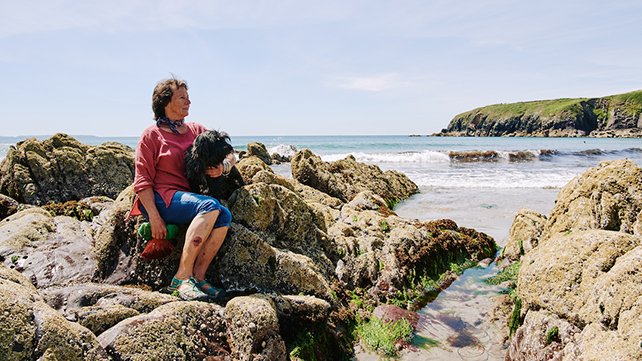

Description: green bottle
[138,222,180,240]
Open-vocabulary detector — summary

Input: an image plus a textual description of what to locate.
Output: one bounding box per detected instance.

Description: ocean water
[2,134,641,359]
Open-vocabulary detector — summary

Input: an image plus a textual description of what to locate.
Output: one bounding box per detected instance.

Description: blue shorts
[139,191,231,228]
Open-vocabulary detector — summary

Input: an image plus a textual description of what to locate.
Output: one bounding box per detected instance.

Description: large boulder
[214,223,335,300]
[506,309,582,360]
[510,230,641,360]
[0,134,134,205]
[0,207,98,288]
[503,159,642,360]
[98,301,229,360]
[544,159,642,238]
[0,265,107,360]
[224,295,287,361]
[291,149,418,204]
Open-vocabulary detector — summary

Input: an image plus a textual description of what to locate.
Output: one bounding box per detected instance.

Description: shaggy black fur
[184,130,245,201]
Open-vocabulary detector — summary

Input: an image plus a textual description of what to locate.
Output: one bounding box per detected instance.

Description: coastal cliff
[439,89,642,137]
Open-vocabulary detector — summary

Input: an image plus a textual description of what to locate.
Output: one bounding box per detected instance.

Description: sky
[2,0,642,137]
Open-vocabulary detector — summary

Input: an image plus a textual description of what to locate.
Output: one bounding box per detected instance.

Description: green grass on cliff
[456,97,588,120]
[454,89,642,121]
[603,89,642,114]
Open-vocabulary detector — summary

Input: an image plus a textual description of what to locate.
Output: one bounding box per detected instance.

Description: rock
[291,149,418,204]
[449,150,499,162]
[503,209,546,260]
[0,265,107,360]
[224,295,286,361]
[271,295,331,324]
[478,258,493,267]
[0,193,19,221]
[40,283,177,334]
[246,142,273,165]
[251,169,295,191]
[0,134,134,205]
[229,183,329,250]
[544,159,642,238]
[506,309,581,361]
[372,304,419,329]
[513,230,641,359]
[0,136,505,360]
[0,207,98,288]
[290,181,343,210]
[519,230,640,329]
[214,223,335,300]
[236,156,271,184]
[328,192,496,301]
[98,301,229,360]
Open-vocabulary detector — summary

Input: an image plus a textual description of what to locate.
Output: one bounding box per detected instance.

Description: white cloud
[333,73,409,92]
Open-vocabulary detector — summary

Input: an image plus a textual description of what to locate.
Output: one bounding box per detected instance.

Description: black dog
[184,130,245,201]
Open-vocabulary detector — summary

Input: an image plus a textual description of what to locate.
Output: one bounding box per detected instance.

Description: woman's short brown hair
[152,78,188,120]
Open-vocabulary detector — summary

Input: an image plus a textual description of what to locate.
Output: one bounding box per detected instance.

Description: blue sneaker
[195,279,227,300]
[169,277,210,301]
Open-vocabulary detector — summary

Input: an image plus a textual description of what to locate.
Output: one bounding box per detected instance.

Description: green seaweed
[545,326,559,345]
[355,317,413,357]
[485,261,521,285]
[509,297,523,338]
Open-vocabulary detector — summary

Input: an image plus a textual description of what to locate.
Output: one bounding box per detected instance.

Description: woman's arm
[133,130,166,239]
[137,188,166,239]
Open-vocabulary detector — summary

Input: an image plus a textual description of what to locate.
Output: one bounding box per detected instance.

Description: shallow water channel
[356,187,558,360]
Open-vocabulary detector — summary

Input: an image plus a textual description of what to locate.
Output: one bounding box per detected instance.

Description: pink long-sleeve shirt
[128,122,207,218]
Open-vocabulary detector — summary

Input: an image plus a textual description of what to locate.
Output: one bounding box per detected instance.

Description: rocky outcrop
[327,191,494,303]
[0,134,134,205]
[502,159,642,360]
[0,136,496,361]
[291,149,419,204]
[544,159,642,238]
[439,89,642,137]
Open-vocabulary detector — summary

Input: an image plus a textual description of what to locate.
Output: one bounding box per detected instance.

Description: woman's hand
[205,164,224,178]
[137,188,166,239]
[149,214,167,240]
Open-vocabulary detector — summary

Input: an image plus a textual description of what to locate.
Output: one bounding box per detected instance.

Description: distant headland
[437,89,642,137]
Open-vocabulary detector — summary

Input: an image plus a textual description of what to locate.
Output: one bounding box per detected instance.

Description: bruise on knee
[191,236,203,247]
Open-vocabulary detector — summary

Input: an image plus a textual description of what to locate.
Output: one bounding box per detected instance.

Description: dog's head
[188,130,234,167]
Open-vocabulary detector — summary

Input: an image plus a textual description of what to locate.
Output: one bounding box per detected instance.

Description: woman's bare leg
[193,226,228,281]
[174,210,220,280]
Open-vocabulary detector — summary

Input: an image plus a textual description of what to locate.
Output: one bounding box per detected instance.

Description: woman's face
[164,87,191,120]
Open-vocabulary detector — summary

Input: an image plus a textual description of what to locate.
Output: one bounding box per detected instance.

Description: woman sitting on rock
[128,77,234,301]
